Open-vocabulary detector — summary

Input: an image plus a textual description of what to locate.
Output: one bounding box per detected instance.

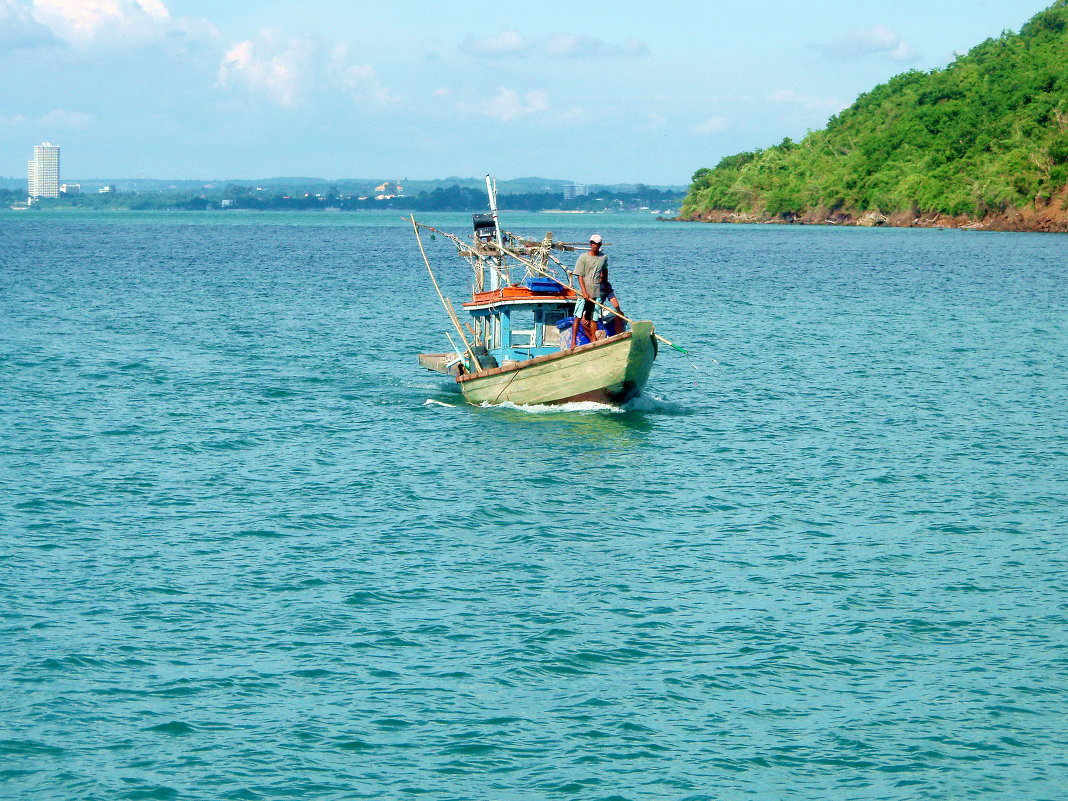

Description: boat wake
[471,392,688,415]
[422,398,458,408]
[482,400,624,414]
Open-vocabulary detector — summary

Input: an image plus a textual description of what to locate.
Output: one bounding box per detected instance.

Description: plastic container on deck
[524,276,565,293]
[555,317,591,346]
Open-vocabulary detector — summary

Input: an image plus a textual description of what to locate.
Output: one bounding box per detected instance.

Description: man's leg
[570,298,584,347]
[582,301,598,343]
[607,296,624,336]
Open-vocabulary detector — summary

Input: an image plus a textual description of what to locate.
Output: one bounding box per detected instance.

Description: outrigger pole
[410,215,479,369]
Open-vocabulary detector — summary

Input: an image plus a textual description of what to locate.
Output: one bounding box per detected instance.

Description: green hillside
[682,0,1068,230]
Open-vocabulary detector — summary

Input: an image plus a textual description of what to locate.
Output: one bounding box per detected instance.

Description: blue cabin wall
[470,303,572,363]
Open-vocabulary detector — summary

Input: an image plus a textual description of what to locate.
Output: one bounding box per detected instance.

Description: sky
[0,0,1053,184]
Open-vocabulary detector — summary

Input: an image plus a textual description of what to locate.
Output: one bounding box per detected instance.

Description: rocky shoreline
[680,189,1068,233]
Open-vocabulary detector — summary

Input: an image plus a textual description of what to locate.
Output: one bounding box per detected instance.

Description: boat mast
[485,174,506,290]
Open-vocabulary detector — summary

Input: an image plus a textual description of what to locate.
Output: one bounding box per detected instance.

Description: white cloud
[0,107,94,128]
[328,43,396,104]
[463,29,647,59]
[217,30,396,108]
[888,41,918,62]
[0,0,214,48]
[545,34,648,58]
[694,115,728,134]
[459,87,549,122]
[0,0,59,49]
[432,87,451,97]
[768,89,846,113]
[463,29,532,56]
[39,108,94,128]
[31,0,167,43]
[813,25,920,62]
[217,34,308,107]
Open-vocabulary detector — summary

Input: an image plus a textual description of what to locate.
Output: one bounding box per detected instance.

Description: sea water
[1,211,1066,800]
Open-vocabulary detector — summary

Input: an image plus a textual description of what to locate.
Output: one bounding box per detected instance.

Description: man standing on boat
[572,234,608,346]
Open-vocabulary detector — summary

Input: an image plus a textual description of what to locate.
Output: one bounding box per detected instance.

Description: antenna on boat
[485,174,506,290]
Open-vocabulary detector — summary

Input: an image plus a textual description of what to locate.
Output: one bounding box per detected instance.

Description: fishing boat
[413,177,660,406]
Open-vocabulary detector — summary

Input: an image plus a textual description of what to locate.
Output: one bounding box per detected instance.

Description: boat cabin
[463,279,577,363]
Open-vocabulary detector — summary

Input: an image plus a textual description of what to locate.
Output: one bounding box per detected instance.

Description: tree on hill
[682,0,1068,229]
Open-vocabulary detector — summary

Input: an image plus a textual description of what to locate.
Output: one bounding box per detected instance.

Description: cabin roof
[463,284,576,311]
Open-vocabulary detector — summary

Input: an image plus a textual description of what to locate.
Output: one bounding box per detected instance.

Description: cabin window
[510,309,535,348]
[540,308,568,346]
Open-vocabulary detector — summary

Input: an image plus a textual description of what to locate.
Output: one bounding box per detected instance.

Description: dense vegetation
[683,0,1068,227]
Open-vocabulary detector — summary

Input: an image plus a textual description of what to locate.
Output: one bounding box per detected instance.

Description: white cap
[589,234,603,244]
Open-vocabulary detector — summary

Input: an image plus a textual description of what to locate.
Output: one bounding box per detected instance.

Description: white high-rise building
[563,183,588,201]
[28,143,60,199]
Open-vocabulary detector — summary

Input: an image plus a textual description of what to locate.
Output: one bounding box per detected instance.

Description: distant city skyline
[0,0,1053,183]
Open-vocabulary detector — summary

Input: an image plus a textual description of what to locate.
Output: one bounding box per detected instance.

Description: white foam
[474,392,688,415]
[422,399,457,408]
[479,400,623,414]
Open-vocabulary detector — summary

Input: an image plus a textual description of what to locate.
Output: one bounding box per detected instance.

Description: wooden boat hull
[456,321,656,406]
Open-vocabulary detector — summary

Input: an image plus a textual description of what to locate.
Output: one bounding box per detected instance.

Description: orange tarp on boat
[463,285,577,306]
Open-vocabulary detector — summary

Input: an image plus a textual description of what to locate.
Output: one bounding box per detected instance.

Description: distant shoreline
[678,205,1068,234]
[3,206,674,217]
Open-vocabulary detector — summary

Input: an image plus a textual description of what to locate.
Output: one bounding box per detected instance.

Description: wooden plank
[418,353,454,374]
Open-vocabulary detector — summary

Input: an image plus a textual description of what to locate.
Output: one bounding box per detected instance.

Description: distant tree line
[6,184,682,213]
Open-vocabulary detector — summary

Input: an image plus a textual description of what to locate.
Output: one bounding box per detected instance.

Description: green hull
[457,321,656,406]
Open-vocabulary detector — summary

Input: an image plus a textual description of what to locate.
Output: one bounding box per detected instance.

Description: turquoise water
[2,211,1066,800]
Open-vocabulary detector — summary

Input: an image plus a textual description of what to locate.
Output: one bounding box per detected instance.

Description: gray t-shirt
[573,252,608,298]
